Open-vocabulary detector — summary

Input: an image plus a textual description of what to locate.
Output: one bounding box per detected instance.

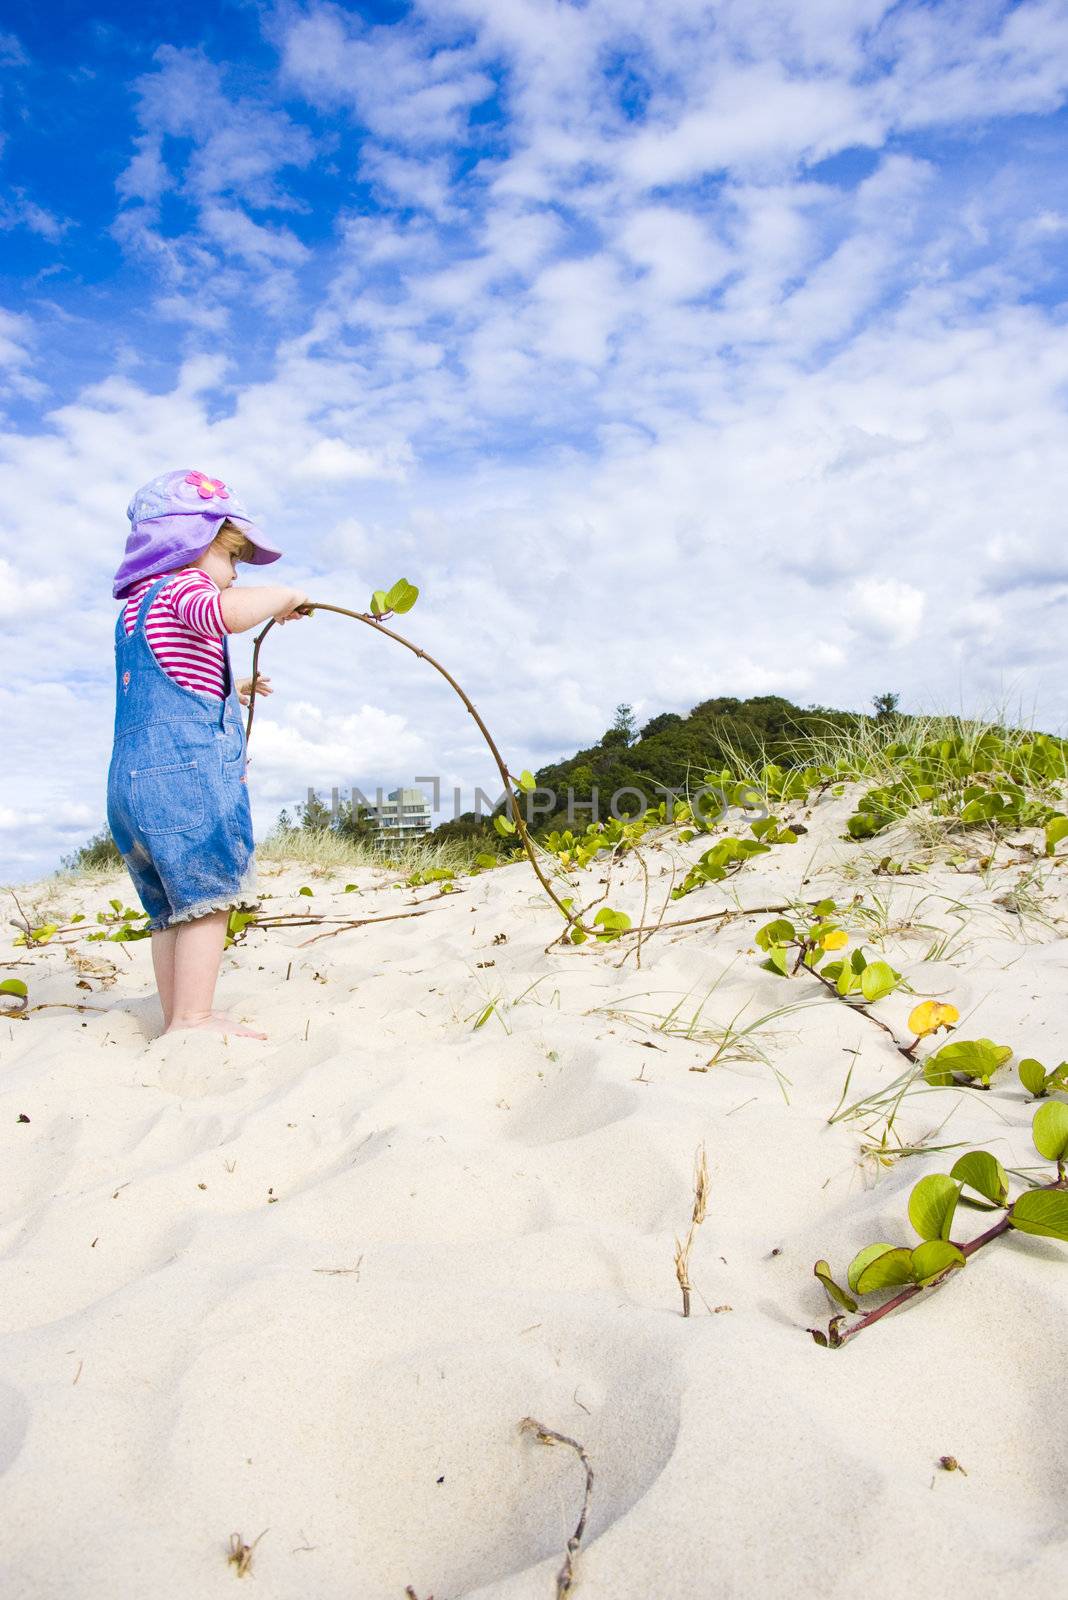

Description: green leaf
[908,1174,962,1241]
[385,578,419,614]
[0,978,28,999]
[854,1247,915,1294]
[949,1151,1009,1206]
[474,854,497,869]
[518,770,536,792]
[370,589,388,616]
[910,1240,965,1285]
[813,1260,858,1313]
[298,885,313,897]
[1010,1189,1068,1241]
[592,907,632,942]
[755,918,795,951]
[923,1038,1012,1085]
[492,815,516,837]
[835,963,859,997]
[569,926,588,945]
[761,946,790,977]
[1044,815,1068,855]
[1032,1100,1068,1162]
[344,883,359,893]
[1018,1057,1048,1097]
[847,1242,899,1294]
[860,960,900,1002]
[473,1002,495,1030]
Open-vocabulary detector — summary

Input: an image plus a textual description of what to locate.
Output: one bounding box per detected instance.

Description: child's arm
[220,584,311,635]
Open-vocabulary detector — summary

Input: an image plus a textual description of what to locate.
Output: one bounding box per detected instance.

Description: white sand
[2,791,1067,1598]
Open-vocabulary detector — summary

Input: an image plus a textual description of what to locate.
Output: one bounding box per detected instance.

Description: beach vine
[810,1101,1068,1348]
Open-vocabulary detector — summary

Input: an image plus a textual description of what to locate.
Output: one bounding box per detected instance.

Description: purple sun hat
[113,468,283,599]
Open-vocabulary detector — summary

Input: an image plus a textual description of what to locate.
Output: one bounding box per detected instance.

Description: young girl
[107,468,309,1039]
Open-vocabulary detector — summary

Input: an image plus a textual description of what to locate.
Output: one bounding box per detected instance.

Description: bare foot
[163,1009,267,1040]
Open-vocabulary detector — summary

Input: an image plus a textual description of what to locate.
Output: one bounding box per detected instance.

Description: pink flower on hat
[185,470,229,500]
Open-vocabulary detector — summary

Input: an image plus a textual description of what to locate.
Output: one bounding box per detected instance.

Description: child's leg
[164,910,266,1039]
[150,926,179,1027]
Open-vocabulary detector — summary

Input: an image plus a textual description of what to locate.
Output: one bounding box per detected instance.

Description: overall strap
[132,574,178,635]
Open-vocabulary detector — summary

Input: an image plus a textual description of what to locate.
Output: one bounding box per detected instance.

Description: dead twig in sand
[227,1529,268,1577]
[518,1417,594,1598]
[295,907,436,946]
[674,1142,710,1317]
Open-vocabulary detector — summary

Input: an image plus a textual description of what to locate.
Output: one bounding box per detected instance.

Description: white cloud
[6,0,1068,884]
[846,577,927,646]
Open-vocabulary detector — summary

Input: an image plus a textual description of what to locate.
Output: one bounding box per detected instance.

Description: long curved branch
[245,604,587,936]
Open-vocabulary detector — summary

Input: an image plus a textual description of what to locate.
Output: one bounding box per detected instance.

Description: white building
[369,786,433,845]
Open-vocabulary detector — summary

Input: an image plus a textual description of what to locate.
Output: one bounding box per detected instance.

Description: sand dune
[2,787,1067,1598]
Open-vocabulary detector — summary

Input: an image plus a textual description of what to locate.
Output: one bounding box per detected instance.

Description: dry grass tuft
[674,1142,710,1317]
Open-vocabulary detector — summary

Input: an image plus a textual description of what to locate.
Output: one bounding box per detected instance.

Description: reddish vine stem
[825,1177,1068,1348]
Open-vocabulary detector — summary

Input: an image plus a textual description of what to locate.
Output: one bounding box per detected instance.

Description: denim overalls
[106,574,258,932]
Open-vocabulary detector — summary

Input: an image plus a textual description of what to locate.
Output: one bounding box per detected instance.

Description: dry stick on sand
[674,1143,711,1317]
[518,1418,594,1598]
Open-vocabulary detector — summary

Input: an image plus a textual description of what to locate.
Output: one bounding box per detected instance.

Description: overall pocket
[130,758,205,834]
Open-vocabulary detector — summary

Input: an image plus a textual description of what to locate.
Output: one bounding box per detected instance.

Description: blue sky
[4,0,1068,881]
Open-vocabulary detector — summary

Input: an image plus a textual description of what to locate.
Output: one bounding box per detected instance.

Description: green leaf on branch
[1044,815,1068,855]
[853,1247,915,1294]
[385,578,419,614]
[517,770,536,792]
[949,1151,1009,1207]
[813,1260,858,1313]
[592,907,632,942]
[761,946,790,977]
[1018,1057,1049,1097]
[755,918,795,951]
[1032,1100,1068,1162]
[923,1038,1012,1087]
[910,1240,966,1285]
[859,959,901,1002]
[847,1243,900,1293]
[370,589,388,617]
[908,1174,961,1241]
[492,815,516,837]
[1010,1189,1068,1241]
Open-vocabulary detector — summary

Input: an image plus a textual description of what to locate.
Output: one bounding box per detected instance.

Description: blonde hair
[211,518,257,563]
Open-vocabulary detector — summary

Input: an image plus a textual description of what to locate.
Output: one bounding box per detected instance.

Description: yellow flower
[820,929,848,950]
[908,1000,959,1038]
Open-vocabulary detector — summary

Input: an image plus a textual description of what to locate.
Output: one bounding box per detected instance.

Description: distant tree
[872,692,900,722]
[599,727,630,748]
[293,788,335,831]
[334,794,376,842]
[612,702,637,744]
[639,711,683,740]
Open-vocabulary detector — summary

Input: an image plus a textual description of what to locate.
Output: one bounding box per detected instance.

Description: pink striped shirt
[122,569,231,700]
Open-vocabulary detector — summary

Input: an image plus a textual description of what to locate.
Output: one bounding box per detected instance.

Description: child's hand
[274,589,311,624]
[237,674,272,706]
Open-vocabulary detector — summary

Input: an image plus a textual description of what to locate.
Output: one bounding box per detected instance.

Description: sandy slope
[2,789,1067,1599]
